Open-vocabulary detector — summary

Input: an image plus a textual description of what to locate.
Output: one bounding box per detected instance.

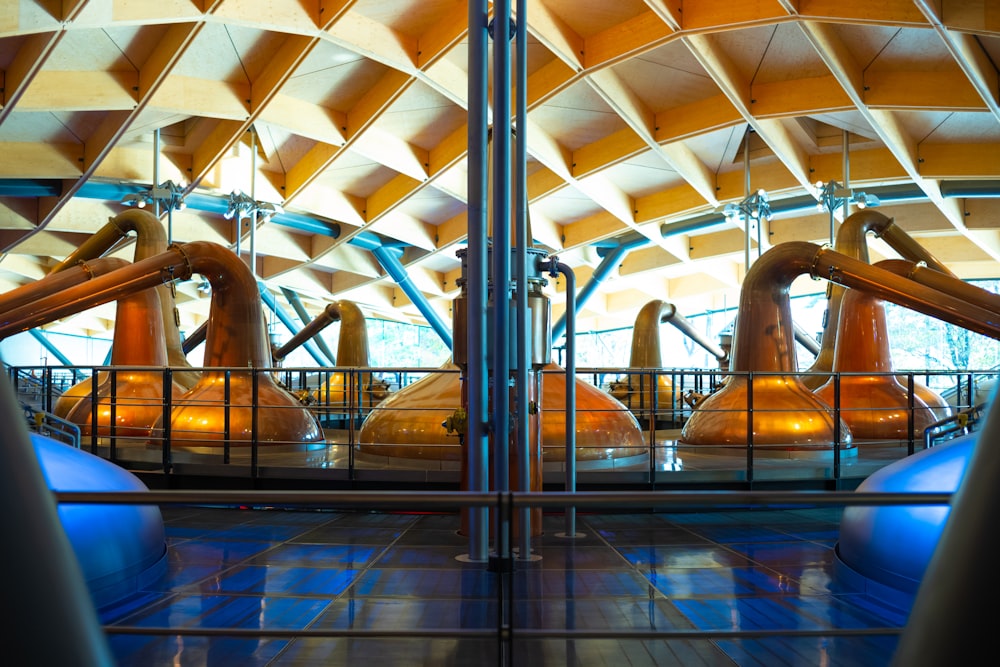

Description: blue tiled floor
[100,506,907,666]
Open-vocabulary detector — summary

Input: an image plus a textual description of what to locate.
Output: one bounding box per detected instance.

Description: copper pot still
[0,241,325,451]
[679,241,1000,452]
[273,300,390,411]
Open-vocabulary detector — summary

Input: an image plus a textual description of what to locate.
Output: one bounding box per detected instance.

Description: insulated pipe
[0,241,324,450]
[679,242,1000,451]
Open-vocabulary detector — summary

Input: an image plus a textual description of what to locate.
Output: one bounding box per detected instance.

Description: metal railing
[8,363,994,488]
[56,486,951,665]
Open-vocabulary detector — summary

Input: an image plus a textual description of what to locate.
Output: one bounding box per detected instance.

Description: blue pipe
[660,183,931,238]
[350,232,454,350]
[552,234,650,341]
[28,329,74,366]
[257,284,326,365]
[279,287,337,365]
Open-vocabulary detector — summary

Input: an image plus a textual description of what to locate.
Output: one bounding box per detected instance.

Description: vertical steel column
[514,0,532,559]
[491,0,513,564]
[554,261,579,538]
[466,0,491,563]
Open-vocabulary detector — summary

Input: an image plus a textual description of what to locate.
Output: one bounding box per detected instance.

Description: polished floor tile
[98,505,907,666]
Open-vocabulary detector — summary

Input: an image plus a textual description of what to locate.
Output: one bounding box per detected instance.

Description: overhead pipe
[660,182,931,239]
[0,241,325,450]
[552,232,649,342]
[678,241,1000,452]
[350,231,454,350]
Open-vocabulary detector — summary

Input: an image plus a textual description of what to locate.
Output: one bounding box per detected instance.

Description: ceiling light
[723,189,772,223]
[224,190,283,222]
[814,180,880,213]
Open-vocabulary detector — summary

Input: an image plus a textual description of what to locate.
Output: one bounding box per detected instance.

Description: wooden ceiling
[1,0,999,343]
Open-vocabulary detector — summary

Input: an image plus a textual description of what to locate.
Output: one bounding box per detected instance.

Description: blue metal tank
[835,431,974,608]
[32,433,167,610]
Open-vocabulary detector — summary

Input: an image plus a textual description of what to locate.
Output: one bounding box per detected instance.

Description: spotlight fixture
[120,180,186,212]
[223,190,283,222]
[723,189,772,223]
[120,193,147,208]
[814,180,880,212]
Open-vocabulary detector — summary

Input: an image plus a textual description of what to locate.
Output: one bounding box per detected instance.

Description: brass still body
[609,299,729,425]
[679,243,853,452]
[608,300,675,424]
